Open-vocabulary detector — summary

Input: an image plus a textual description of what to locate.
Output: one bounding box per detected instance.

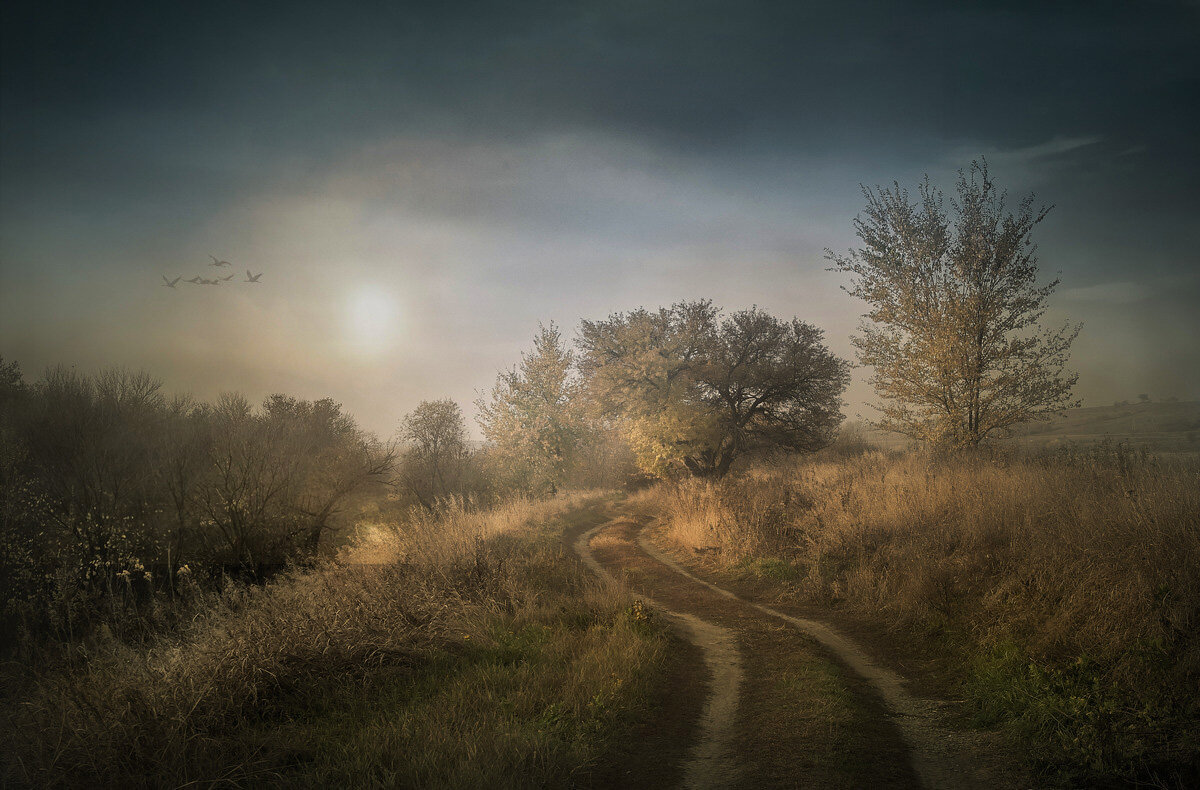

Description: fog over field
[3,1,1198,436]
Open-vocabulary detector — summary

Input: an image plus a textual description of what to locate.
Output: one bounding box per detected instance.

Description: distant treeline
[0,358,395,647]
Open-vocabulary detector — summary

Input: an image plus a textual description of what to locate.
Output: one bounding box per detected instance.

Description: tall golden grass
[2,492,667,788]
[647,444,1199,786]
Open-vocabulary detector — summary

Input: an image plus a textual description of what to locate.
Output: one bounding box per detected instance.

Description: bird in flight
[209,255,232,267]
[219,272,235,281]
[161,276,181,288]
[186,276,203,284]
[245,270,263,282]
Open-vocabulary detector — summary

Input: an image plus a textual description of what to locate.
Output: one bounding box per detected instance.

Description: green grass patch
[733,555,801,582]
[967,638,1199,788]
[247,609,665,789]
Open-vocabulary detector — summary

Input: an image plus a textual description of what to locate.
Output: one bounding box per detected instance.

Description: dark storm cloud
[9,0,1196,240]
[7,1,1197,151]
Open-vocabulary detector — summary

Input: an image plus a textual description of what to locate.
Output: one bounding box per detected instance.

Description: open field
[3,365,1197,787]
[864,400,1200,453]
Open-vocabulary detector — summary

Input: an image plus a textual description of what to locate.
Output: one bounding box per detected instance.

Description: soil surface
[575,522,744,790]
[570,506,1033,789]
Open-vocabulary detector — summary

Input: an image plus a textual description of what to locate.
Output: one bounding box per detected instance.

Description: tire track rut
[578,509,1026,789]
[575,524,744,790]
[636,530,978,789]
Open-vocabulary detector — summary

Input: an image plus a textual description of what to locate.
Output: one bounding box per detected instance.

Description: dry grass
[645,445,1200,786]
[2,491,668,788]
[351,491,600,567]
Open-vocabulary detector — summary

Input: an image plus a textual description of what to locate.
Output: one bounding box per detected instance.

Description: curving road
[574,510,1027,789]
[575,523,744,789]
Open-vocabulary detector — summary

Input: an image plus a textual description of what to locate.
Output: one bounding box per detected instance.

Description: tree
[827,160,1080,448]
[0,357,24,405]
[475,323,585,494]
[152,394,212,562]
[261,395,395,554]
[24,368,166,566]
[397,399,470,508]
[579,301,849,477]
[200,393,394,566]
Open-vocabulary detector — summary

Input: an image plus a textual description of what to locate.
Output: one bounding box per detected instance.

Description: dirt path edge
[574,523,744,790]
[636,528,994,790]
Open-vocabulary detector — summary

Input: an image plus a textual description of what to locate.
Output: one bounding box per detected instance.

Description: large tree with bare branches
[827,160,1080,447]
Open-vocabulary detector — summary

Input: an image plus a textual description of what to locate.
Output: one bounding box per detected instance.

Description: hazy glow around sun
[345,288,401,356]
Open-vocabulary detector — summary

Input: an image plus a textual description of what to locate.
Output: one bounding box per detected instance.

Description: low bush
[0,365,395,654]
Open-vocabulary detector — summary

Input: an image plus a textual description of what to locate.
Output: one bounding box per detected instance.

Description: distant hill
[860,400,1200,452]
[1014,400,1200,439]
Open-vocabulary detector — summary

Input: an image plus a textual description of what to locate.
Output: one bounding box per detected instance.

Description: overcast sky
[2,0,1198,436]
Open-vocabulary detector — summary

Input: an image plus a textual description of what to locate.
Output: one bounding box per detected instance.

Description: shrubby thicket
[0,360,393,650]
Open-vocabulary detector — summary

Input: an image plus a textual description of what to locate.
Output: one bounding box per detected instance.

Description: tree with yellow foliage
[579,301,848,477]
[828,161,1080,447]
[475,323,586,494]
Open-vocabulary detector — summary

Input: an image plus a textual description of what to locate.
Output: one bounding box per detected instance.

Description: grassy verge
[2,493,673,788]
[635,445,1200,788]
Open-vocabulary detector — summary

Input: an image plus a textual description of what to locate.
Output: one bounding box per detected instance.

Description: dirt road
[573,510,1027,789]
[575,523,743,790]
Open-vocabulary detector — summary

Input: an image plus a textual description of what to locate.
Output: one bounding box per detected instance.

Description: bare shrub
[1,367,394,652]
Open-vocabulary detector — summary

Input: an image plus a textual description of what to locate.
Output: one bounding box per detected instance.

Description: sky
[2,0,1198,437]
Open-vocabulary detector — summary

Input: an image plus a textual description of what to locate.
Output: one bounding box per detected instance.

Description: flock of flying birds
[160,256,264,288]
